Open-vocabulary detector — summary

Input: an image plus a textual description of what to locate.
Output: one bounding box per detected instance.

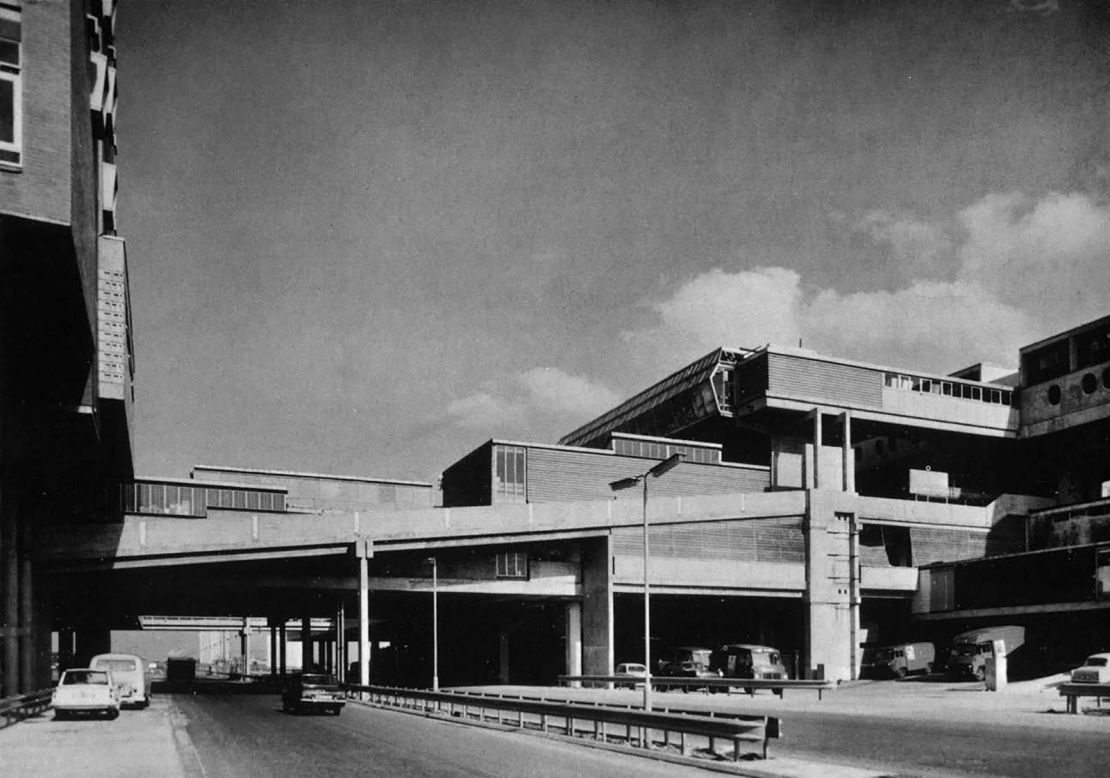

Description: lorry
[867,642,935,678]
[947,626,1025,681]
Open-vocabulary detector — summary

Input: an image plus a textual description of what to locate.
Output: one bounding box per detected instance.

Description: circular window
[1082,373,1097,395]
[1103,367,1110,390]
[1047,384,1062,405]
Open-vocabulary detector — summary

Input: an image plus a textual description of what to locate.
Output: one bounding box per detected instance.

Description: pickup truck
[281,673,345,715]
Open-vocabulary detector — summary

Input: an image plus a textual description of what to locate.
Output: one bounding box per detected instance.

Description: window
[0,6,20,169]
[494,445,526,500]
[495,551,528,579]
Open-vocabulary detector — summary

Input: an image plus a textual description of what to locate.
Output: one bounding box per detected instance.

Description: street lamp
[609,452,684,711]
[425,556,439,692]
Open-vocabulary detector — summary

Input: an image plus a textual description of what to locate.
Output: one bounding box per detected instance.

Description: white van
[90,653,149,709]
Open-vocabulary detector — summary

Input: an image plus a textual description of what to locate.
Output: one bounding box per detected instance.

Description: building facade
[0,0,133,696]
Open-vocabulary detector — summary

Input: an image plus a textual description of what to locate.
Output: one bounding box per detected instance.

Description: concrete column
[279,623,287,674]
[269,623,277,676]
[813,409,823,489]
[357,542,370,688]
[2,493,19,697]
[564,602,582,684]
[240,616,250,675]
[803,490,856,682]
[19,522,33,692]
[498,631,510,684]
[301,616,312,671]
[336,604,345,682]
[580,536,613,676]
[840,411,855,493]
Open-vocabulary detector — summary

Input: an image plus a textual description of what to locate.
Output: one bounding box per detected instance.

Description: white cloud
[624,190,1099,375]
[445,368,621,432]
[857,210,952,272]
[519,367,621,417]
[956,192,1110,332]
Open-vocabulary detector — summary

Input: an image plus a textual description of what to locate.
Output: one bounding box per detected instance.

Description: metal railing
[0,689,53,729]
[558,675,836,699]
[347,684,780,760]
[1058,682,1110,715]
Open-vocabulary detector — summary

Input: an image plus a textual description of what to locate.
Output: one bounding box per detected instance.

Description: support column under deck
[580,535,613,676]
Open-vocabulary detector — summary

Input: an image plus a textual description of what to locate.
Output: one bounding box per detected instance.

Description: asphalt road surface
[173,693,712,777]
[731,703,1107,777]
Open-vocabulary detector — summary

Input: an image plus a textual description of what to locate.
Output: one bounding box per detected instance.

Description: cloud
[519,367,621,418]
[956,192,1110,332]
[857,210,952,273]
[444,367,620,432]
[625,190,1099,375]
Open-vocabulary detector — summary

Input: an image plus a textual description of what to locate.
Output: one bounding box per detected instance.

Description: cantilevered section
[558,347,749,448]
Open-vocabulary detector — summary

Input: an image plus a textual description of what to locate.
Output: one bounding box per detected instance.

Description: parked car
[869,642,935,678]
[281,673,345,715]
[52,668,121,720]
[713,644,786,694]
[614,662,647,688]
[90,653,149,708]
[1070,653,1110,684]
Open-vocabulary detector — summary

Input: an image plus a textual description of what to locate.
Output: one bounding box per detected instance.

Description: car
[1070,653,1110,684]
[52,668,121,720]
[281,673,345,715]
[90,653,149,708]
[614,662,647,688]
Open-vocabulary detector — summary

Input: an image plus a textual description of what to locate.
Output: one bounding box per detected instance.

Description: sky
[117,0,1110,483]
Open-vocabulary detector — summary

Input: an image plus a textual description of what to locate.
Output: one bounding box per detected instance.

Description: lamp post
[609,452,684,711]
[425,556,439,691]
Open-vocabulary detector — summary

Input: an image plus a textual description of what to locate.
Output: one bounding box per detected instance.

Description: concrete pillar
[813,409,823,489]
[803,490,857,682]
[240,616,250,675]
[2,493,20,697]
[19,523,33,692]
[580,536,613,676]
[840,411,855,493]
[565,602,582,684]
[279,623,287,674]
[357,542,370,688]
[301,616,312,671]
[269,623,277,676]
[498,631,510,684]
[336,604,345,682]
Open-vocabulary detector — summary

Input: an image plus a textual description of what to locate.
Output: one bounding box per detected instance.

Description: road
[173,693,713,778]
[765,707,1106,777]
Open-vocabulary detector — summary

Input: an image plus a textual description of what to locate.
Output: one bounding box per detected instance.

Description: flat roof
[191,464,434,488]
[134,475,288,493]
[1019,312,1110,354]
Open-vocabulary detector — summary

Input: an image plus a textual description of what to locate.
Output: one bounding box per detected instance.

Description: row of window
[883,373,1014,406]
[122,482,286,517]
[612,437,719,464]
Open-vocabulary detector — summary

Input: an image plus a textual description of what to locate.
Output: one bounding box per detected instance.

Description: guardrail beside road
[1057,682,1110,714]
[558,675,836,699]
[346,684,781,760]
[0,689,52,729]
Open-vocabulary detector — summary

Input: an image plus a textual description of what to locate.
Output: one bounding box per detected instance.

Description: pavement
[0,674,1106,778]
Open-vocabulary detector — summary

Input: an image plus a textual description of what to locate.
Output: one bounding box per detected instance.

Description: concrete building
[1,0,133,696]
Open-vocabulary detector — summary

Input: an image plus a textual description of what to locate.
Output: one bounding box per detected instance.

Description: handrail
[346,684,780,760]
[558,674,836,699]
[1057,682,1110,715]
[0,689,53,729]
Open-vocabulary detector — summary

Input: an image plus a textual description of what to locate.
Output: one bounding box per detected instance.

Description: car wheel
[924,663,933,675]
[897,667,908,679]
[743,686,754,695]
[974,666,986,682]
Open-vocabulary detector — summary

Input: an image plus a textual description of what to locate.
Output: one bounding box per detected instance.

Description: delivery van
[947,626,1025,681]
[90,653,149,709]
[870,642,935,678]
